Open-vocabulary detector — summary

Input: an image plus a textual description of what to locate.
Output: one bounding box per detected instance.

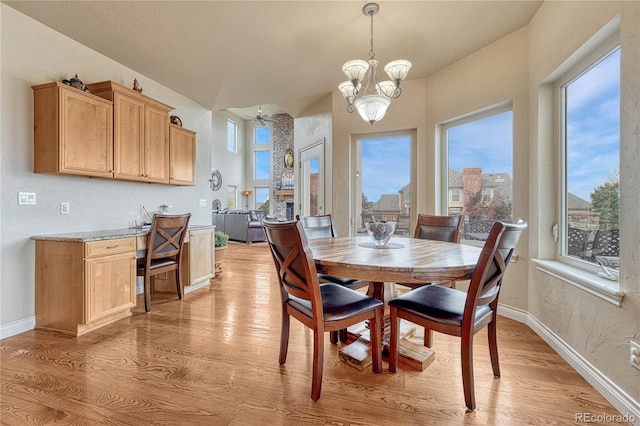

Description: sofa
[212,210,267,243]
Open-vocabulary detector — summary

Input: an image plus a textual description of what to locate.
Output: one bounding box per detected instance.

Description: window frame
[554,35,620,276]
[439,101,514,245]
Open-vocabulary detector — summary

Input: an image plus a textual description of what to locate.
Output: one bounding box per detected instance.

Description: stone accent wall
[271,113,294,219]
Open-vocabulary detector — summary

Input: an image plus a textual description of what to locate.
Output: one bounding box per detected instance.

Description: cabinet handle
[106,245,119,249]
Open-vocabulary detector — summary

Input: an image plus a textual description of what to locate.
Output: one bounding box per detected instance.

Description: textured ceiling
[3,1,542,118]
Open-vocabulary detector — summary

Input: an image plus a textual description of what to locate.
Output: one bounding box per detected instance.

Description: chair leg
[175,268,184,300]
[370,308,382,374]
[389,307,399,373]
[461,334,476,410]
[330,331,338,344]
[143,274,152,313]
[279,311,290,365]
[488,317,500,378]
[423,327,433,347]
[339,328,349,343]
[311,328,324,401]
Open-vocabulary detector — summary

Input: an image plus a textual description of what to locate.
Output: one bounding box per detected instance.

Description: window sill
[532,259,624,306]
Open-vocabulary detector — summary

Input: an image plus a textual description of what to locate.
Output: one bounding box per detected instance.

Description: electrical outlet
[199,199,207,207]
[631,341,640,370]
[60,202,70,215]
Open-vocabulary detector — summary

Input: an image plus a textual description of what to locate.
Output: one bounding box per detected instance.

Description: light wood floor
[1,242,629,425]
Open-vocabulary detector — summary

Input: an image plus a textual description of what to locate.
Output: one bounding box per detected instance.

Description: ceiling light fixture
[339,2,411,125]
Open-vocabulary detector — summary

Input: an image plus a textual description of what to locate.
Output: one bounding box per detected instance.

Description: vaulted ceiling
[3,1,542,118]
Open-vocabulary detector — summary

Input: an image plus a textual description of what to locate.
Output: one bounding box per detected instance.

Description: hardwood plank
[1,241,631,425]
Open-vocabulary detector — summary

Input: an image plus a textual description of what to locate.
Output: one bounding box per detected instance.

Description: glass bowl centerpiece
[365,221,397,247]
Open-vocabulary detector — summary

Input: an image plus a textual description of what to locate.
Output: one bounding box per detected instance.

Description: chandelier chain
[369,11,376,60]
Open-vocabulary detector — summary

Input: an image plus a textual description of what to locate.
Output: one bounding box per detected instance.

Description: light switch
[18,192,36,205]
[199,199,207,207]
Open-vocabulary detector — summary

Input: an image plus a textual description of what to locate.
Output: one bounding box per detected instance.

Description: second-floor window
[227,120,237,153]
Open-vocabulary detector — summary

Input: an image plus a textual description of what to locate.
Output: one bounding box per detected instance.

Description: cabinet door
[170,125,195,185]
[113,92,145,181]
[144,105,170,183]
[84,252,136,323]
[60,88,113,177]
[187,229,214,286]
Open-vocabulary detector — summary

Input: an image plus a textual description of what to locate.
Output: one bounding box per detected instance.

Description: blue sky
[566,48,620,201]
[361,136,410,202]
[361,48,619,205]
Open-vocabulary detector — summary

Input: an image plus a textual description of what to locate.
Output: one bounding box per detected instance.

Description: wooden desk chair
[263,220,383,401]
[296,214,369,343]
[137,213,191,313]
[389,219,527,410]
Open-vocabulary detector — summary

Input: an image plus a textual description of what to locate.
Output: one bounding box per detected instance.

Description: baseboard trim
[498,303,639,425]
[0,316,35,340]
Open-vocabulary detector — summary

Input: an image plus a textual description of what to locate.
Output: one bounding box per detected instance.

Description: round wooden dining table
[307,235,483,302]
[308,235,484,369]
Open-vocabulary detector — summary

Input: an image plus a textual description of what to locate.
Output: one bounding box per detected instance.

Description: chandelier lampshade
[338,2,411,125]
[355,94,391,125]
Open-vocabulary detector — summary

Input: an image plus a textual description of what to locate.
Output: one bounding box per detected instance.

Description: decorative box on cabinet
[86,81,173,184]
[32,82,114,177]
[35,237,137,336]
[169,124,195,185]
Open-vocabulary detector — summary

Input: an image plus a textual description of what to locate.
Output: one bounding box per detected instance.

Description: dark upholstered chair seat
[288,283,383,322]
[317,274,366,290]
[389,285,491,327]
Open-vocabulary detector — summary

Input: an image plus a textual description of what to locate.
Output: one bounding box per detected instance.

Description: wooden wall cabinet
[87,81,173,184]
[35,237,137,336]
[32,82,114,177]
[169,124,196,185]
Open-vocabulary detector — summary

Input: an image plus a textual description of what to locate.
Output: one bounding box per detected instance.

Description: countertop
[31,225,214,243]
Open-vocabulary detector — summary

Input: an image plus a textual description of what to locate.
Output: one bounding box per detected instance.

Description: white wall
[527,0,640,411]
[0,5,242,335]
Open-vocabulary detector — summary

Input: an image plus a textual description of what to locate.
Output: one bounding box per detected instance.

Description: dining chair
[137,213,191,313]
[263,220,384,401]
[296,214,369,343]
[388,219,527,410]
[403,213,464,290]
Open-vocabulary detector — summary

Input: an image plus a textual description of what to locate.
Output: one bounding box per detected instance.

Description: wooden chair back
[465,219,527,315]
[144,214,191,264]
[414,214,463,243]
[295,214,336,239]
[262,220,321,307]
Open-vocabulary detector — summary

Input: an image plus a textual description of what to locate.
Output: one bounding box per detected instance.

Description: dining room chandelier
[339,2,411,125]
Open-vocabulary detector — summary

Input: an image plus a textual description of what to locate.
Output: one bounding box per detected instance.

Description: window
[255,151,270,180]
[255,126,270,144]
[227,185,237,210]
[353,131,413,236]
[442,105,513,243]
[559,45,620,271]
[227,120,237,153]
[255,187,270,212]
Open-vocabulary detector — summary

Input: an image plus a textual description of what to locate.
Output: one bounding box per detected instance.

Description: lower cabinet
[183,228,215,288]
[35,238,137,336]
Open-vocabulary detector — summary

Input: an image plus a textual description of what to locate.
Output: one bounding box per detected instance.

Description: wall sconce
[241,190,252,197]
